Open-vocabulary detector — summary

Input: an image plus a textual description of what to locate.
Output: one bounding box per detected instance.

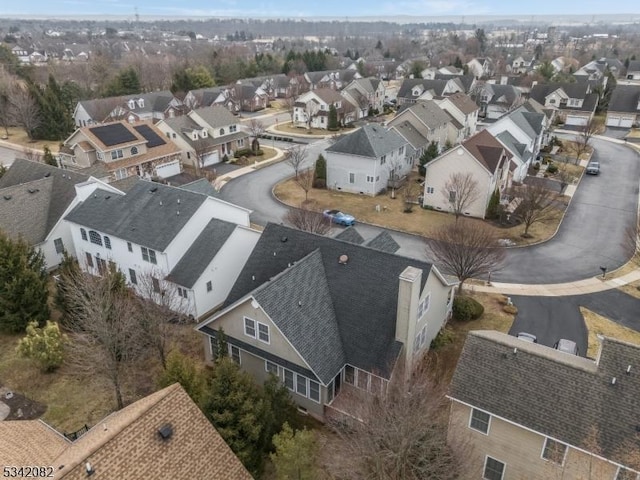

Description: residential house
[0,384,252,479]
[73,91,183,127]
[477,84,522,120]
[421,66,464,79]
[293,88,354,129]
[573,60,608,88]
[625,60,640,81]
[605,85,640,128]
[596,57,624,78]
[529,82,598,126]
[196,223,457,421]
[340,77,386,118]
[434,92,480,138]
[303,69,361,91]
[183,87,233,111]
[64,179,259,319]
[325,124,410,196]
[10,45,30,63]
[448,330,640,480]
[59,121,183,181]
[435,73,477,94]
[511,56,537,75]
[232,83,269,112]
[422,129,513,218]
[396,78,466,106]
[467,57,494,79]
[387,100,456,156]
[235,74,301,100]
[0,159,117,270]
[157,106,249,167]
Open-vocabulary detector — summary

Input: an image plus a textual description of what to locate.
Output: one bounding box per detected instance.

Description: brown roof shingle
[462,130,511,174]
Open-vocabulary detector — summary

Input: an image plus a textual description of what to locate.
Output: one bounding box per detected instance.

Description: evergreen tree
[270,423,318,480]
[419,141,439,176]
[261,374,300,453]
[16,321,67,372]
[215,327,229,360]
[315,154,327,181]
[453,56,463,69]
[54,251,80,324]
[0,233,49,333]
[375,40,383,50]
[170,65,215,94]
[327,104,339,131]
[43,146,57,166]
[103,67,140,96]
[29,75,75,141]
[486,188,500,219]
[156,350,207,407]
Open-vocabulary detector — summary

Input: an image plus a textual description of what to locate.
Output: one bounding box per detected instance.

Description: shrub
[222,154,229,163]
[503,304,518,315]
[313,178,326,189]
[430,326,456,349]
[16,321,67,372]
[546,163,558,174]
[452,296,484,321]
[234,148,252,158]
[533,163,540,171]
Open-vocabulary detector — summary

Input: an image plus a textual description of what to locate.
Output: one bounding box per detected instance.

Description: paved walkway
[214,146,286,190]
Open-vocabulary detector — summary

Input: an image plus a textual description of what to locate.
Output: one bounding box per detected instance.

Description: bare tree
[189,136,214,173]
[442,172,480,223]
[403,181,421,213]
[284,207,331,234]
[21,147,43,163]
[285,95,296,122]
[295,168,315,202]
[556,166,574,195]
[92,96,126,124]
[285,145,307,179]
[9,86,41,141]
[247,119,265,155]
[0,67,15,138]
[512,183,558,237]
[427,219,505,291]
[62,268,147,409]
[572,118,601,164]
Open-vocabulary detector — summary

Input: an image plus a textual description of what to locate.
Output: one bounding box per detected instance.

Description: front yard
[0,127,61,153]
[271,122,351,137]
[274,177,565,246]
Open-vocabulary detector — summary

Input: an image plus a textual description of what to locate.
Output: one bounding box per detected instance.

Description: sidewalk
[213,146,286,190]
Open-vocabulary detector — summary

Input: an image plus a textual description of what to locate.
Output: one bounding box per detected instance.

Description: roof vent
[273,251,277,256]
[176,210,179,216]
[298,301,302,307]
[252,275,255,281]
[44,172,51,177]
[28,188,39,194]
[160,200,163,206]
[338,254,349,265]
[158,423,173,440]
[281,236,288,242]
[611,377,617,385]
[627,365,632,374]
[150,186,158,193]
[177,198,181,204]
[3,195,11,201]
[85,462,95,476]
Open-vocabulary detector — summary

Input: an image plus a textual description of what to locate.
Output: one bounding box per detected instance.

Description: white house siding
[40,220,74,270]
[190,227,260,318]
[74,104,95,127]
[423,147,492,218]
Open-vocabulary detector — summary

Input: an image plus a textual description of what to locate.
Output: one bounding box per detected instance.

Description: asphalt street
[0,145,17,167]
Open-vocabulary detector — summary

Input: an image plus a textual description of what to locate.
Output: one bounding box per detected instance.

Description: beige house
[59,121,182,182]
[196,224,456,421]
[293,88,355,129]
[0,384,251,479]
[434,92,479,139]
[422,129,513,218]
[448,331,640,480]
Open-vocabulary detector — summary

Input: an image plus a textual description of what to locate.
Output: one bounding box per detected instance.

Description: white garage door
[154,160,181,179]
[606,115,634,128]
[565,115,588,126]
[202,150,220,166]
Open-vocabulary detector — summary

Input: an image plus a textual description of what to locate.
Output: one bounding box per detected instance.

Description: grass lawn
[274,177,563,245]
[232,146,279,166]
[550,160,585,181]
[1,127,61,153]
[580,307,640,358]
[272,122,350,137]
[619,280,640,300]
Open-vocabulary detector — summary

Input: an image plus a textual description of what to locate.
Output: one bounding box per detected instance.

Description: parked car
[323,209,356,226]
[586,161,600,175]
[554,339,579,355]
[517,332,538,343]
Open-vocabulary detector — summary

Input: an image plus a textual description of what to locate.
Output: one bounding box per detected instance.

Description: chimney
[395,266,422,372]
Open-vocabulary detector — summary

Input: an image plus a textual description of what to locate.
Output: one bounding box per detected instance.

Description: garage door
[565,115,588,126]
[606,115,634,128]
[154,160,181,178]
[202,150,220,166]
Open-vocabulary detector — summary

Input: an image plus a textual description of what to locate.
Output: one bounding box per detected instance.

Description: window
[366,175,374,183]
[166,132,170,138]
[380,155,386,165]
[206,281,212,292]
[130,146,138,155]
[177,287,188,298]
[399,146,404,155]
[230,345,240,364]
[219,128,225,135]
[349,172,355,184]
[96,258,107,275]
[470,408,491,434]
[542,438,567,464]
[449,190,456,203]
[344,365,355,385]
[244,317,256,338]
[54,238,64,254]
[129,269,137,285]
[141,247,157,265]
[414,325,427,352]
[265,360,278,374]
[258,323,270,343]
[127,242,132,252]
[80,228,87,241]
[309,380,320,402]
[110,149,123,160]
[357,370,369,390]
[85,252,94,267]
[187,152,191,159]
[426,187,434,194]
[549,98,556,104]
[89,230,102,246]
[417,293,431,319]
[151,277,161,293]
[96,151,104,161]
[284,369,294,390]
[104,236,111,250]
[483,456,505,480]
[115,168,127,180]
[230,125,237,133]
[296,375,307,396]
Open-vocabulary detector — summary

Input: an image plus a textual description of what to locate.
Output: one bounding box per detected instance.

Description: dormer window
[219,128,225,135]
[137,99,144,108]
[201,129,208,137]
[192,132,198,140]
[128,100,135,109]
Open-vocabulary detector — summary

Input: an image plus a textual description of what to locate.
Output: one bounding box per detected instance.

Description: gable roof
[442,92,479,115]
[217,223,433,382]
[0,159,90,244]
[435,73,475,92]
[65,180,207,251]
[484,84,519,105]
[462,130,511,173]
[400,100,451,130]
[397,79,449,99]
[180,178,220,197]
[0,420,68,465]
[334,226,365,245]
[326,124,406,158]
[608,85,640,113]
[312,88,343,105]
[450,331,640,465]
[391,120,428,149]
[191,105,239,129]
[167,218,237,288]
[365,230,400,254]
[496,131,531,162]
[530,82,590,104]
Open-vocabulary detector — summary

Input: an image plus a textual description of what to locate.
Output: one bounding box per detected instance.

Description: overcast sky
[2,0,639,18]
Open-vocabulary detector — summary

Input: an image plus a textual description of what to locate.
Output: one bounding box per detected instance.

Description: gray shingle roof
[365,230,400,254]
[326,125,406,158]
[334,226,364,245]
[496,131,529,161]
[450,331,640,464]
[397,79,449,100]
[608,85,640,113]
[530,83,590,104]
[391,121,428,149]
[627,60,640,72]
[65,180,207,251]
[0,159,90,242]
[220,223,432,382]
[0,177,52,244]
[485,84,519,106]
[401,100,452,130]
[167,218,236,288]
[180,178,219,197]
[435,74,475,92]
[192,105,239,129]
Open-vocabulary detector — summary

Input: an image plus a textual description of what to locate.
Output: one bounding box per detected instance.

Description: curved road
[220,135,640,285]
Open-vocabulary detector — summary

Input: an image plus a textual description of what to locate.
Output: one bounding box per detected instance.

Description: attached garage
[202,150,220,166]
[155,160,181,178]
[565,114,589,127]
[606,114,635,128]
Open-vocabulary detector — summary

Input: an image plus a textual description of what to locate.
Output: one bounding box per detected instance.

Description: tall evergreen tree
[103,67,140,96]
[29,75,74,141]
[328,104,339,130]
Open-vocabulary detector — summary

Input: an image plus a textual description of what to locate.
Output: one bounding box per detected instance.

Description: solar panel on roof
[133,124,166,148]
[89,124,138,147]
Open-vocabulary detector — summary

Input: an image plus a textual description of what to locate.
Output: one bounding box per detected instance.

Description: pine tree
[486,188,500,219]
[328,104,339,131]
[16,321,67,372]
[315,154,326,180]
[270,423,318,480]
[156,350,207,407]
[29,75,74,141]
[54,251,80,324]
[0,233,50,333]
[215,327,228,360]
[419,141,440,176]
[103,67,140,96]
